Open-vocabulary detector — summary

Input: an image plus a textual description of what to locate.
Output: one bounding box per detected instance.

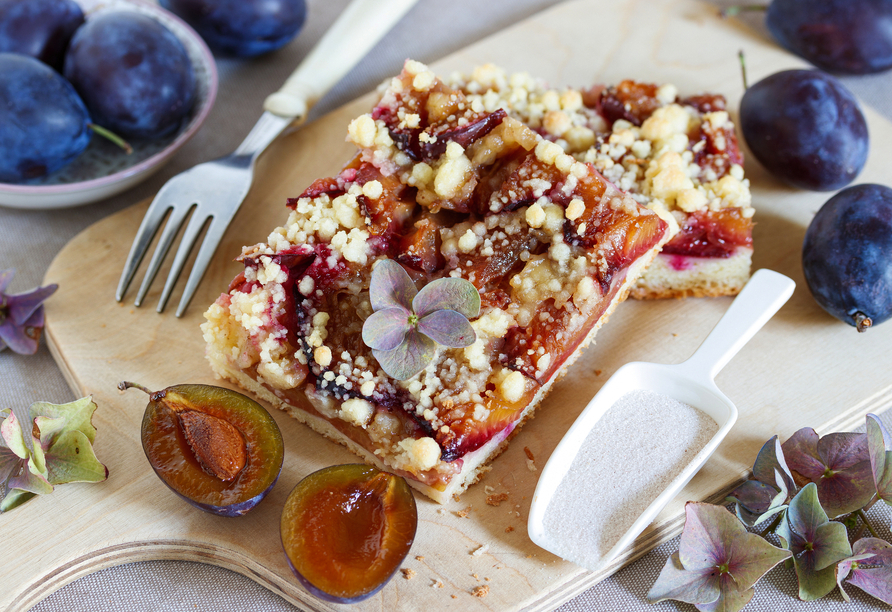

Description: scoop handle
[263,0,419,119]
[681,269,795,382]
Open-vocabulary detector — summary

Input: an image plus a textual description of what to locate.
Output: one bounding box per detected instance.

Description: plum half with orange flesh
[120,382,284,516]
[280,464,417,603]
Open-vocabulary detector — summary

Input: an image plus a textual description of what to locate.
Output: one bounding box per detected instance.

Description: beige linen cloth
[2,0,891,610]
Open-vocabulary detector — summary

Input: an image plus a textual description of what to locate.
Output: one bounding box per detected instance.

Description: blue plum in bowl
[0,53,92,183]
[0,0,84,71]
[63,11,196,139]
[159,0,307,57]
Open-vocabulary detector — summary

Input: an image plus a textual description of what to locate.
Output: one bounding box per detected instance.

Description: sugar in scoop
[528,269,796,572]
[541,389,718,569]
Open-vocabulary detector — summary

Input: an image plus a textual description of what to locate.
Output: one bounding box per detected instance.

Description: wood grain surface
[8,0,892,610]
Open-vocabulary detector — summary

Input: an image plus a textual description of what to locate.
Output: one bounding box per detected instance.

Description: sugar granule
[541,389,718,570]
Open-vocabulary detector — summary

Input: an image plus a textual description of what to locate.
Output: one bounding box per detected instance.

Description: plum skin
[159,0,307,57]
[0,0,84,71]
[802,184,892,332]
[766,0,892,74]
[63,12,195,140]
[739,69,868,192]
[0,53,91,183]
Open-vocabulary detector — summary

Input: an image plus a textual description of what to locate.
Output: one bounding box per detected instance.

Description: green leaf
[32,396,99,445]
[417,309,476,348]
[413,277,480,319]
[778,483,852,601]
[362,307,410,351]
[45,430,109,485]
[372,329,437,381]
[369,259,416,312]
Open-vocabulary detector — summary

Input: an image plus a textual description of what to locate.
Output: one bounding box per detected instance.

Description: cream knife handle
[263,0,419,120]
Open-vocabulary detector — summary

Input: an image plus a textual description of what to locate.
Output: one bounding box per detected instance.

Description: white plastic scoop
[527,268,795,572]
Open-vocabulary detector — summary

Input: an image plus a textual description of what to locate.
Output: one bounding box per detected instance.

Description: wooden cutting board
[9,0,892,610]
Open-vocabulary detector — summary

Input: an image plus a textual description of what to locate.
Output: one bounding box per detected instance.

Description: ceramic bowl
[0,0,217,210]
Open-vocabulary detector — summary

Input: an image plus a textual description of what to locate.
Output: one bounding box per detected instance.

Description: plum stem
[854,311,873,332]
[738,50,749,90]
[721,4,768,18]
[88,123,133,155]
[118,381,153,395]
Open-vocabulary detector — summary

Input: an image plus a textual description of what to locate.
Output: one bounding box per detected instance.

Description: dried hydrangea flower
[0,269,58,355]
[0,397,108,512]
[362,259,479,380]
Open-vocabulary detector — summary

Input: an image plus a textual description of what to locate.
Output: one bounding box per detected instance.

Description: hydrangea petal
[866,414,892,503]
[0,320,39,354]
[369,260,416,312]
[372,329,437,381]
[8,284,57,325]
[362,308,410,351]
[413,277,480,319]
[842,538,892,605]
[417,309,476,348]
[782,428,827,482]
[725,525,792,590]
[778,483,852,601]
[0,489,36,513]
[45,430,109,485]
[32,397,99,444]
[0,268,13,293]
[647,551,721,606]
[7,464,53,496]
[783,428,874,517]
[695,576,754,612]
[679,502,740,571]
[752,435,795,493]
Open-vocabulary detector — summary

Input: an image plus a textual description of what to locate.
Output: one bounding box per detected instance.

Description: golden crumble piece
[472,585,490,598]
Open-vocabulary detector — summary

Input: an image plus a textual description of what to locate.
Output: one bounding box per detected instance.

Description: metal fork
[116,0,419,317]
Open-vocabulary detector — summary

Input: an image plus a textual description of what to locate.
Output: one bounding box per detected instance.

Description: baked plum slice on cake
[446,66,755,299]
[203,60,671,503]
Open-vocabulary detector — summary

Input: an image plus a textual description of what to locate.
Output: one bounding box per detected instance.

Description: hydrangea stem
[857,509,879,538]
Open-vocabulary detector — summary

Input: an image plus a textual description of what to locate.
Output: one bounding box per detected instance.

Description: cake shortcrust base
[630,247,753,300]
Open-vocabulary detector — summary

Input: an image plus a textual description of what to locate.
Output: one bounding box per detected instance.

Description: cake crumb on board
[472,585,490,598]
[401,568,416,580]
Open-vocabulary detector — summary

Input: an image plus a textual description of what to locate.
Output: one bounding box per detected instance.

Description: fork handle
[263,0,419,120]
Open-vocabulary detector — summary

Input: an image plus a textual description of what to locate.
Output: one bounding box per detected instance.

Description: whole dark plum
[802,184,892,332]
[0,53,91,183]
[739,70,868,192]
[63,12,195,139]
[0,0,84,71]
[766,0,892,74]
[159,0,307,57]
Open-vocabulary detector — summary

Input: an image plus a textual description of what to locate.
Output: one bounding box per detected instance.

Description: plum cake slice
[202,60,671,503]
[446,65,755,298]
